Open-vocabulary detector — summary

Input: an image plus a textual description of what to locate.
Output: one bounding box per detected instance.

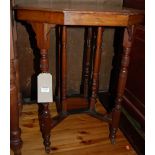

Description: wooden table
[11,0,144,154]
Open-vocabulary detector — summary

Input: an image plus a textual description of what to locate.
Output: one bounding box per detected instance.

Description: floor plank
[11,101,137,155]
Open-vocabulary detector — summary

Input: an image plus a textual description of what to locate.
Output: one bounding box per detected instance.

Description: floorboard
[10,101,137,155]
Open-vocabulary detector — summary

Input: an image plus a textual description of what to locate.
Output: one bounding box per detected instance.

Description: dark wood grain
[83,27,93,98]
[14,1,144,153]
[121,25,145,155]
[10,24,22,155]
[89,27,103,111]
[15,0,142,13]
[61,26,67,113]
[11,0,23,115]
[14,0,144,26]
[109,26,135,144]
[30,22,52,153]
[99,25,145,155]
[123,0,145,10]
[55,26,62,113]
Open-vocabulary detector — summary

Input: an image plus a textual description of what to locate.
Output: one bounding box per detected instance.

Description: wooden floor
[11,101,137,155]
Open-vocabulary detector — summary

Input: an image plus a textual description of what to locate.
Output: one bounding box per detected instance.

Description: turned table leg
[11,0,23,116]
[14,57,23,115]
[10,25,22,155]
[10,60,23,155]
[89,27,104,111]
[38,49,51,153]
[30,22,52,153]
[61,26,67,113]
[55,26,62,113]
[110,26,134,144]
[83,27,93,98]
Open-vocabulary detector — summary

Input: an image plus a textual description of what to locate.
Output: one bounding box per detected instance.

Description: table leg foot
[109,126,117,144]
[10,129,22,155]
[44,136,51,153]
[11,143,22,155]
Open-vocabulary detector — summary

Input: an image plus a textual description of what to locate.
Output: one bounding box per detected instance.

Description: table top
[14,0,144,26]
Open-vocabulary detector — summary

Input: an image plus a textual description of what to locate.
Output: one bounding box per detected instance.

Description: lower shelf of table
[52,96,112,129]
[62,96,89,112]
